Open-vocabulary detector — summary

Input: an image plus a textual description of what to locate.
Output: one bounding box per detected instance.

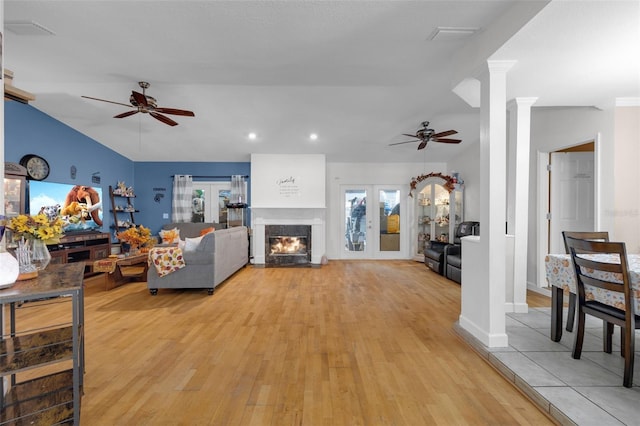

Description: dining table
[544,253,640,342]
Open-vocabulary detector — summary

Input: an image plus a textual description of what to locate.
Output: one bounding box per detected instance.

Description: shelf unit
[0,262,84,425]
[109,185,138,232]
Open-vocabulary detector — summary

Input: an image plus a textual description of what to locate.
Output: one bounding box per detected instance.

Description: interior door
[341,185,406,259]
[549,152,595,253]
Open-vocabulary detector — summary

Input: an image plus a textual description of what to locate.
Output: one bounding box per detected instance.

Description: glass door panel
[191,188,205,222]
[344,189,368,254]
[379,189,401,252]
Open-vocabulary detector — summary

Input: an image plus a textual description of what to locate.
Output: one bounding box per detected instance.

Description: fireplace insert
[265,225,311,266]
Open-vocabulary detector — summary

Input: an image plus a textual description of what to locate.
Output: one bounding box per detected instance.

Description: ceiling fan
[82,81,195,127]
[389,121,461,150]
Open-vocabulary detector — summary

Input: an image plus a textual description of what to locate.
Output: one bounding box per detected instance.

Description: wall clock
[19,154,50,181]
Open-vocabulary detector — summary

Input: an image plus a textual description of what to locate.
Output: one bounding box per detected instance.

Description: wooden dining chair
[562,231,610,332]
[565,236,639,388]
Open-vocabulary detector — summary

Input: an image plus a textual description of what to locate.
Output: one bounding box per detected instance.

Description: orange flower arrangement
[116,225,153,249]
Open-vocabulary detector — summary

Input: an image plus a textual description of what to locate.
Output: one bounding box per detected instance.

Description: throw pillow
[199,227,215,237]
[184,236,204,252]
[159,228,180,245]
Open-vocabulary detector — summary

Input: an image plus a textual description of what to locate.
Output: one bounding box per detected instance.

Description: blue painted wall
[5,100,251,237]
[134,162,251,234]
[5,101,133,235]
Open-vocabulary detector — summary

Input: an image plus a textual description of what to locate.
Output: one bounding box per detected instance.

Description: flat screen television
[28,181,104,233]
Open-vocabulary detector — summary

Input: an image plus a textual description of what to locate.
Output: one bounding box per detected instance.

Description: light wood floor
[14,260,555,425]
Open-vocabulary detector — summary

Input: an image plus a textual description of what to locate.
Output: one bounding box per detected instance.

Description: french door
[190,182,231,223]
[341,185,407,259]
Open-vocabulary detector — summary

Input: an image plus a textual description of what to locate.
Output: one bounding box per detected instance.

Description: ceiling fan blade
[389,140,419,146]
[113,110,139,119]
[81,95,132,108]
[150,112,179,126]
[402,133,419,138]
[417,140,428,150]
[155,107,195,117]
[431,129,457,138]
[131,90,149,108]
[433,138,462,144]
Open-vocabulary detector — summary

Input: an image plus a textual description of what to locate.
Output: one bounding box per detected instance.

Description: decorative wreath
[408,172,455,198]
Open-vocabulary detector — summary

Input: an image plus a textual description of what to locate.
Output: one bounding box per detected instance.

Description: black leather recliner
[444,221,480,284]
[424,240,449,275]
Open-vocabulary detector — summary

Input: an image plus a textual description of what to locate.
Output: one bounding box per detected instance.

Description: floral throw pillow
[159,228,180,245]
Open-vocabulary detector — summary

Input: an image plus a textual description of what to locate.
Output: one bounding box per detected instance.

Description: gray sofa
[147,222,249,295]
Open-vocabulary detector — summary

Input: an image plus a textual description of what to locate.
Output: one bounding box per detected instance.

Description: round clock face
[20,155,50,181]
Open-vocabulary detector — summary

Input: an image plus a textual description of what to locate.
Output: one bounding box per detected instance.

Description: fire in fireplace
[270,236,307,255]
[265,225,311,267]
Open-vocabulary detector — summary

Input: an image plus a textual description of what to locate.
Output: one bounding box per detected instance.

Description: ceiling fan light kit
[82,81,195,127]
[389,121,461,151]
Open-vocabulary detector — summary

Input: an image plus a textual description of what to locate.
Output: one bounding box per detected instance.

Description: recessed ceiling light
[309,133,318,141]
[248,132,257,140]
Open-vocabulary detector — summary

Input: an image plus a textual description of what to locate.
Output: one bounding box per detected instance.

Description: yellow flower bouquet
[7,213,65,245]
[116,225,154,250]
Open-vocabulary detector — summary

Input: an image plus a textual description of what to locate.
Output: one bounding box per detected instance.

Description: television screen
[28,181,103,233]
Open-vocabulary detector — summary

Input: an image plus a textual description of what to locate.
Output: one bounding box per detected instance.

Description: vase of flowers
[0,215,20,287]
[7,213,65,277]
[116,225,153,255]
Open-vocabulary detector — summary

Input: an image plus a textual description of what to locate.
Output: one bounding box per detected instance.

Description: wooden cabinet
[4,162,27,218]
[49,232,111,276]
[0,263,84,425]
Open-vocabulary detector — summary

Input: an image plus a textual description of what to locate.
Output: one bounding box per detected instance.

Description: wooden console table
[0,262,84,425]
[94,253,149,290]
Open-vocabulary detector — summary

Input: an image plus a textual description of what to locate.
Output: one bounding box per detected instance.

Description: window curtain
[171,175,193,222]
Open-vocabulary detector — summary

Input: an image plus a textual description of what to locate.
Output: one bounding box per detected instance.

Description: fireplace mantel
[252,208,325,266]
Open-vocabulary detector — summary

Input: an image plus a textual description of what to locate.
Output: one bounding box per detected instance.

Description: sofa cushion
[184,236,204,252]
[161,222,225,239]
[199,227,215,236]
[159,227,180,244]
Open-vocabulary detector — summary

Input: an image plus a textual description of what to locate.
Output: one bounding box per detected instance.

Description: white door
[340,185,406,259]
[549,152,595,253]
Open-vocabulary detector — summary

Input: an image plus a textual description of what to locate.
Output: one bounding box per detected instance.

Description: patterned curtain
[171,175,193,222]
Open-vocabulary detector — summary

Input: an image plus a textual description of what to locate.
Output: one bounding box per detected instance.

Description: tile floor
[456,307,640,426]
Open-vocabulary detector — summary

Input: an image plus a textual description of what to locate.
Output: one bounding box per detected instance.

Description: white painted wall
[325,162,447,259]
[441,106,621,290]
[447,142,481,222]
[613,106,640,253]
[528,106,615,287]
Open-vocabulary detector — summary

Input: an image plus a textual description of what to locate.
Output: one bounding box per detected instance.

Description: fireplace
[265,225,311,267]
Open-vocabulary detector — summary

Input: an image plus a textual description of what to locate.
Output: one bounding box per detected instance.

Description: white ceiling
[4,1,639,163]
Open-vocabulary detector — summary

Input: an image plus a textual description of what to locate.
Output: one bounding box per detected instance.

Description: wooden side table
[94,253,149,290]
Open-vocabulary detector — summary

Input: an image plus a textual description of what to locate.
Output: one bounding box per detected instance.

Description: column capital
[507,97,538,110]
[487,59,517,74]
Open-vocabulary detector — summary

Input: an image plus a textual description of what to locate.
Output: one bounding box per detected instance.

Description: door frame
[536,134,601,288]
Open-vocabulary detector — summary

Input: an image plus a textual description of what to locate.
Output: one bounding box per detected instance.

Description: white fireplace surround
[252,208,326,265]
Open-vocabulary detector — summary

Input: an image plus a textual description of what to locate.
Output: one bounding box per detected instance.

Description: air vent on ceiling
[5,20,56,36]
[428,27,478,41]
